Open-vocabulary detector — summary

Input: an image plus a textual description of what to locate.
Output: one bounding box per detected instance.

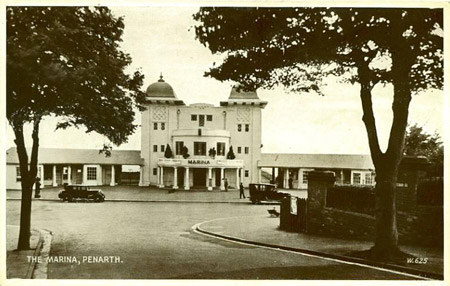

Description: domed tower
[140,75,185,186]
[145,74,185,105]
[219,84,267,187]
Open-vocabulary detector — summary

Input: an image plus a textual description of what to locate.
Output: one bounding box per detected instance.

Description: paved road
[6,200,411,279]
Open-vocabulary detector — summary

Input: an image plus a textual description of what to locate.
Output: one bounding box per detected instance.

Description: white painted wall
[6,164,21,190]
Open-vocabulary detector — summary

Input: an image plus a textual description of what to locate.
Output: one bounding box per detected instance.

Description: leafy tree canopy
[194,7,444,257]
[7,6,146,145]
[7,6,146,250]
[194,8,443,94]
[404,124,443,177]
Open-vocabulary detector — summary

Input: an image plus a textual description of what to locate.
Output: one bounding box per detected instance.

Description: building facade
[5,76,377,190]
[140,76,267,190]
[258,153,375,189]
[6,148,142,189]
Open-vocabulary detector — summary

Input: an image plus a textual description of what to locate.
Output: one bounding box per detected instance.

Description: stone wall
[304,163,443,248]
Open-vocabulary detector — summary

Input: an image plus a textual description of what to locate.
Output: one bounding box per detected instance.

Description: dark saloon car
[58,185,105,202]
[248,183,289,204]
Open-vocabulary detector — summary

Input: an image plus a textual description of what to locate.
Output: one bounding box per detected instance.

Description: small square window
[245,170,249,177]
[237,147,241,154]
[153,145,158,152]
[161,123,165,130]
[207,115,213,121]
[353,172,361,184]
[245,124,250,132]
[238,124,242,132]
[302,171,310,184]
[194,142,207,156]
[87,167,97,180]
[245,147,249,154]
[153,122,158,130]
[191,114,197,121]
[161,145,165,152]
[153,168,157,175]
[16,166,21,182]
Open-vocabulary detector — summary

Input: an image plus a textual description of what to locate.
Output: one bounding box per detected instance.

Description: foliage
[194,8,442,93]
[182,146,190,159]
[7,6,145,249]
[194,7,443,256]
[404,124,443,177]
[226,146,236,160]
[164,144,173,159]
[326,185,375,215]
[7,7,146,142]
[208,147,216,158]
[417,179,443,205]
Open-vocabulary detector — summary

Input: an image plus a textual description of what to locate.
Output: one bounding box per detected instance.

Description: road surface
[6,200,411,279]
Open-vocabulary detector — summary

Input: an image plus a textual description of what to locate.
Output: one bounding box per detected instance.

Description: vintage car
[58,184,105,202]
[248,183,289,204]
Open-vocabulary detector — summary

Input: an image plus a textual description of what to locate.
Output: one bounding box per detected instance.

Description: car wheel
[94,195,104,202]
[65,195,73,202]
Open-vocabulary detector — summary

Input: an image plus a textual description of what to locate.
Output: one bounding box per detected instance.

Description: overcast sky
[5,6,444,155]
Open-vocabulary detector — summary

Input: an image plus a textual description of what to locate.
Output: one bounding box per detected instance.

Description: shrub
[226,146,235,159]
[164,144,173,158]
[182,146,190,159]
[326,185,375,215]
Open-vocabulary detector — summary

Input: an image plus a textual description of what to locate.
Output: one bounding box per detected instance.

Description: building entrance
[215,169,221,187]
[193,168,207,187]
[177,168,185,187]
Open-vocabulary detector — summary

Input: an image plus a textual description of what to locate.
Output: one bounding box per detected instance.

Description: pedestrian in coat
[34,177,41,198]
[239,182,246,199]
[224,178,228,192]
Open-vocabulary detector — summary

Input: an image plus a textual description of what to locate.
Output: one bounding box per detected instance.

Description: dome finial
[158,73,164,82]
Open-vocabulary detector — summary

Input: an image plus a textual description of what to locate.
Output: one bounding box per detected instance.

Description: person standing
[224,178,228,192]
[34,177,41,198]
[239,182,246,199]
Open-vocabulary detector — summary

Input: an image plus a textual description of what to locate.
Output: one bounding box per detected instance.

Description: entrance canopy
[158,158,243,168]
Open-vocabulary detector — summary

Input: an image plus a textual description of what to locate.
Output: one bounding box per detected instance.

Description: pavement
[6,185,308,203]
[6,226,42,279]
[196,215,443,279]
[6,186,443,280]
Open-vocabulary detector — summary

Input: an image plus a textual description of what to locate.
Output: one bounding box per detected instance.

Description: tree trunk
[18,183,33,250]
[372,163,401,257]
[14,117,41,250]
[358,53,412,259]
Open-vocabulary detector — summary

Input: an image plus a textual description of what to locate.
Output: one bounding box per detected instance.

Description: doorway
[215,169,221,187]
[193,168,206,187]
[177,168,185,188]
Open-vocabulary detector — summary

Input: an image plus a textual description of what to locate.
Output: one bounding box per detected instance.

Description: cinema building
[5,76,376,190]
[140,76,267,190]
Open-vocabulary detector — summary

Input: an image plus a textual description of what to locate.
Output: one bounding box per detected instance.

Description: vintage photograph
[2,3,447,283]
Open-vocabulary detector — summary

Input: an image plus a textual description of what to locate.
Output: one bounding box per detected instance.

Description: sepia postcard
[1,1,448,285]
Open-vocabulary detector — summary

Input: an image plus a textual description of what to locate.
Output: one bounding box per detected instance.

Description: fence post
[280,196,290,230]
[297,198,307,233]
[307,171,335,233]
